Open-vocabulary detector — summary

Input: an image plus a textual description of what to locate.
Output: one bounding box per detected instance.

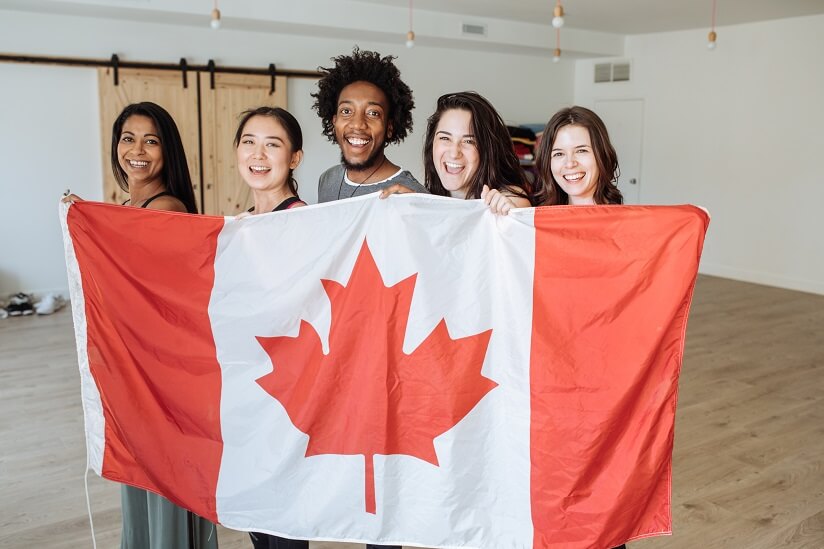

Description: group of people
[66,47,625,549]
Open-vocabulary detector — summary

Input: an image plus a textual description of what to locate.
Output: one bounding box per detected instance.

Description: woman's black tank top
[122,191,174,208]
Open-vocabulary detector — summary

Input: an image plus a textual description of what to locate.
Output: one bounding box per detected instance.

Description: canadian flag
[61,195,708,549]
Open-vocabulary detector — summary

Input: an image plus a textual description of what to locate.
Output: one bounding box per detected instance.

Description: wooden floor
[1,275,822,548]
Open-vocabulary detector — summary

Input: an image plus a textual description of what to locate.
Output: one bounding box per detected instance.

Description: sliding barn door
[200,73,288,215]
[97,68,201,209]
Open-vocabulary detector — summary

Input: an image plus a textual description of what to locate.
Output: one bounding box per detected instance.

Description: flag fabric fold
[60,195,708,548]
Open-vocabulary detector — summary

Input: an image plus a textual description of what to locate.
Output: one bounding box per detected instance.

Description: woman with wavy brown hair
[534,106,623,206]
[533,105,627,549]
[422,91,533,214]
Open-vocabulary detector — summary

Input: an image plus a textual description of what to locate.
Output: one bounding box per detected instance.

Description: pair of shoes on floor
[7,293,35,316]
[7,293,34,316]
[34,293,67,315]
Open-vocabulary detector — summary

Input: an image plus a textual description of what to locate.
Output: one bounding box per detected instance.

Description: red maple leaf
[256,239,497,514]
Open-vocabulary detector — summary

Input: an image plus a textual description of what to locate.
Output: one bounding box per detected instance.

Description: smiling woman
[110,102,198,213]
[534,106,623,206]
[116,116,164,188]
[61,102,199,215]
[59,101,219,548]
[532,106,626,549]
[431,108,479,199]
[233,106,306,215]
[423,91,533,214]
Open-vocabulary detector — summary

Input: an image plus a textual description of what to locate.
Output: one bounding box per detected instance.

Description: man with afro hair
[313,48,426,203]
[304,48,416,549]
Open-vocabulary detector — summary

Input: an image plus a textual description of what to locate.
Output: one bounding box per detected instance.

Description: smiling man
[309,48,423,549]
[313,48,426,202]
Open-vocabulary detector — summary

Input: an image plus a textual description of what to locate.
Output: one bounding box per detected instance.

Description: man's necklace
[336,157,387,200]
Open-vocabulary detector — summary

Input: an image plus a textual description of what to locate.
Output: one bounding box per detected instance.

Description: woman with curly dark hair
[534,106,623,206]
[312,48,426,203]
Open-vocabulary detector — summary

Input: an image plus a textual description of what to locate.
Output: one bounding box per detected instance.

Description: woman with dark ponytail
[234,106,306,549]
[234,106,306,216]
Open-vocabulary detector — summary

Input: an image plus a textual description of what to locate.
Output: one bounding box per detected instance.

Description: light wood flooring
[1,275,822,548]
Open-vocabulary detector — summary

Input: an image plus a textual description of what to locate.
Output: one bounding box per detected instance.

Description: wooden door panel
[200,73,287,215]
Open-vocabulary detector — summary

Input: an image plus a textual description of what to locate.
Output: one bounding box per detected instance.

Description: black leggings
[249,533,400,549]
[249,533,306,549]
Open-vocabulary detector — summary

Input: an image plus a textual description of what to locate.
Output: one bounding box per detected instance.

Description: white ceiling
[357,0,824,34]
[3,0,824,35]
[2,0,823,58]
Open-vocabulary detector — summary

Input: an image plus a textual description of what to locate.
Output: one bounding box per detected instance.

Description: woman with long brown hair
[534,105,623,206]
[64,101,216,549]
[423,91,533,213]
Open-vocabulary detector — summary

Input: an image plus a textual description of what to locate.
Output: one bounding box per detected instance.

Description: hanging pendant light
[552,0,565,29]
[707,0,717,49]
[210,0,221,30]
[553,27,561,63]
[405,0,415,48]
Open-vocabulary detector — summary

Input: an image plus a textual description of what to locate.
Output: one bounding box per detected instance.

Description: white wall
[574,15,824,295]
[0,8,575,297]
[0,63,103,297]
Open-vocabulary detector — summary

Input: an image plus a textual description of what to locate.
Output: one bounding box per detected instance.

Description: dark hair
[534,106,623,205]
[312,47,414,145]
[234,106,303,197]
[423,92,530,201]
[110,102,198,213]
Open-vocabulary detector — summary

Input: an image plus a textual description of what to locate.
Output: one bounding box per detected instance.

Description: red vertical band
[68,202,226,522]
[529,206,708,548]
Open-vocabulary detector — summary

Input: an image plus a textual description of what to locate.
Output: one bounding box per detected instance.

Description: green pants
[121,485,219,549]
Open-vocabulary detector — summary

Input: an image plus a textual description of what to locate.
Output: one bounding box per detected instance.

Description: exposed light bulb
[406,30,415,48]
[553,48,561,63]
[707,30,717,50]
[552,4,565,28]
[210,8,221,30]
[707,0,718,50]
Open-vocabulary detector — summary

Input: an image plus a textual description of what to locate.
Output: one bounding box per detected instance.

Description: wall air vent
[594,63,612,83]
[612,63,631,81]
[594,61,631,83]
[462,23,487,36]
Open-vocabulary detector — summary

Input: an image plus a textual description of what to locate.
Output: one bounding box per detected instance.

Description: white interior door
[594,99,644,204]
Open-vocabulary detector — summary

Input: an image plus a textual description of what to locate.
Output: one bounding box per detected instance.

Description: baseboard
[0,287,70,300]
[699,263,824,296]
